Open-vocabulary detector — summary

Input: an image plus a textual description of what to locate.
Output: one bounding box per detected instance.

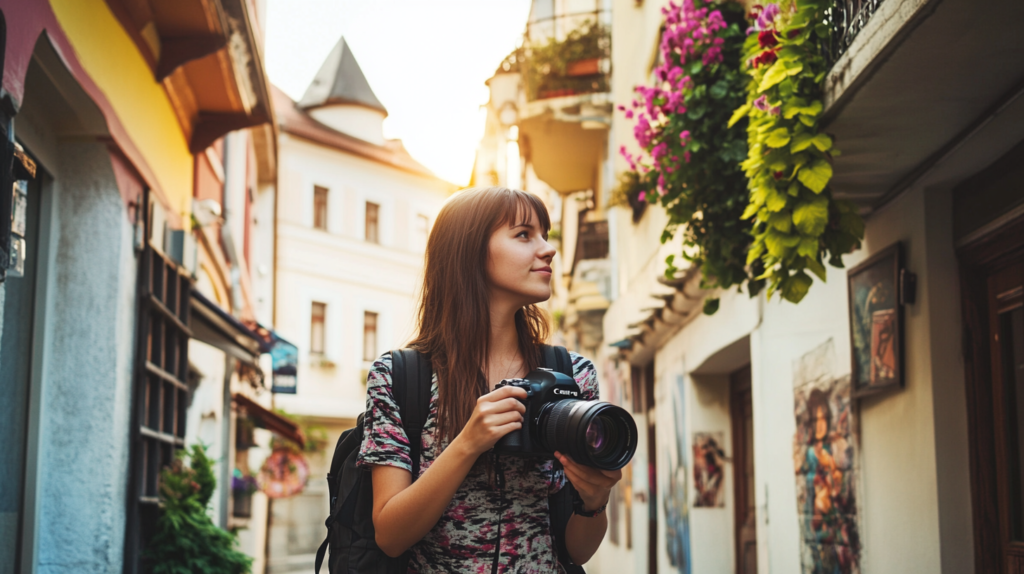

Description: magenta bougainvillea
[617,0,756,314]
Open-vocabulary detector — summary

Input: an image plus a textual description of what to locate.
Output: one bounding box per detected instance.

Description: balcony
[513,11,612,194]
[822,0,1024,212]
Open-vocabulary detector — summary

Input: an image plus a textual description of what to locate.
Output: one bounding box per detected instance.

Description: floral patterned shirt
[356,351,599,574]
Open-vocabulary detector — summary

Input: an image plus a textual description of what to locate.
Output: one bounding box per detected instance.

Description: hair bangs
[494,189,551,236]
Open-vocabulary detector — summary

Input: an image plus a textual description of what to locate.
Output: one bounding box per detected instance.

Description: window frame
[365,201,380,244]
[313,185,329,231]
[310,301,326,355]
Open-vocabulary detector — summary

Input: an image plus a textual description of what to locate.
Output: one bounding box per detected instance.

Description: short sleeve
[569,351,600,401]
[356,352,413,472]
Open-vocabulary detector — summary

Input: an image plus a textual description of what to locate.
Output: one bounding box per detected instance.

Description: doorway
[632,362,657,574]
[960,216,1024,574]
[730,365,756,574]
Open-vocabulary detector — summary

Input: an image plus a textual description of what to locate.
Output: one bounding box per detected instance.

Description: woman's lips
[532,266,552,275]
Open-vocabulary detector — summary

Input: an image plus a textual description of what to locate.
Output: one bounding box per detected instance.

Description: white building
[266,37,454,572]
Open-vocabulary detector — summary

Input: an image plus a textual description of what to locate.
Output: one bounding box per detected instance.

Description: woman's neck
[486,296,523,384]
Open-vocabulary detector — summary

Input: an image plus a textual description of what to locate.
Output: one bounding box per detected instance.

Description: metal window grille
[313,185,328,230]
[310,301,326,354]
[365,202,379,244]
[124,193,194,574]
[363,311,378,362]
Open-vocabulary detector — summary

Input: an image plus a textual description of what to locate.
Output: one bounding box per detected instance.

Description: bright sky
[264,0,533,186]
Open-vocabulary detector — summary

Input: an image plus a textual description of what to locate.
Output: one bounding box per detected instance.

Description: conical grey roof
[299,37,387,115]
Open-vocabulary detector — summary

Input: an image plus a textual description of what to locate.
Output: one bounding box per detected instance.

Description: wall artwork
[663,373,692,574]
[692,432,726,507]
[847,242,904,397]
[793,340,861,574]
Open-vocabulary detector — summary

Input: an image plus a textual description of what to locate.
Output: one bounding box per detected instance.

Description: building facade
[483,0,1024,573]
[0,1,296,572]
[266,37,454,573]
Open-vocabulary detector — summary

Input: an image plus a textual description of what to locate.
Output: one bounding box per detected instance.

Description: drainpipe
[221,133,243,315]
[219,132,244,527]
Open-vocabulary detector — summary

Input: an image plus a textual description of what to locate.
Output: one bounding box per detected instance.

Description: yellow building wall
[49,0,193,222]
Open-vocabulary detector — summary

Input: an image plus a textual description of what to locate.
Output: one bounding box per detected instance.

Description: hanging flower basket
[258,448,309,499]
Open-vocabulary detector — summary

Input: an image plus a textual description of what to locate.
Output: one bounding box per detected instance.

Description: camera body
[493,368,582,457]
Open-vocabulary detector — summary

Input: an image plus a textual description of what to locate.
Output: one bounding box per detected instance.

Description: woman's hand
[555,451,622,512]
[453,385,528,456]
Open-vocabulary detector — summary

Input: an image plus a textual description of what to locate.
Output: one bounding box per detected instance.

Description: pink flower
[680,130,692,144]
[638,190,647,202]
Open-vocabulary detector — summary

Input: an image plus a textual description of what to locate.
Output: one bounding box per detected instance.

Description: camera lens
[538,400,637,470]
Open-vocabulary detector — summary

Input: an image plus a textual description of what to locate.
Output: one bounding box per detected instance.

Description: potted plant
[145,445,252,573]
[231,468,259,518]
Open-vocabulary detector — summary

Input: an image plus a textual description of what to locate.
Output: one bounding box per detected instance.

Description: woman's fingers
[487,410,524,427]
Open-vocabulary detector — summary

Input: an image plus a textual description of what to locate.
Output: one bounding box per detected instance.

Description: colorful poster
[792,340,861,574]
[663,373,692,573]
[692,432,726,508]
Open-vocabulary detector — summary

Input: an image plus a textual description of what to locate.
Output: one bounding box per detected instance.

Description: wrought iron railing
[825,0,886,66]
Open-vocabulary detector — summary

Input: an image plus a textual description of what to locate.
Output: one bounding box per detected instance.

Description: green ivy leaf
[759,60,790,92]
[769,211,793,233]
[703,298,721,315]
[766,188,788,212]
[781,271,813,303]
[766,128,791,148]
[806,257,827,281]
[811,133,833,151]
[796,159,833,193]
[728,103,752,128]
[797,236,819,258]
[793,195,829,235]
[790,132,814,152]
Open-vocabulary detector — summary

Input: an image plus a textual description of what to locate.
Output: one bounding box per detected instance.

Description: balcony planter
[523,21,610,101]
[566,57,601,77]
[231,468,259,518]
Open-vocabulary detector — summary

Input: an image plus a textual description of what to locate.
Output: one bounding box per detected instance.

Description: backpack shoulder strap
[539,344,573,379]
[390,348,432,481]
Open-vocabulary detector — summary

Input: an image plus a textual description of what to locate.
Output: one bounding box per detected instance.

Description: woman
[357,187,621,573]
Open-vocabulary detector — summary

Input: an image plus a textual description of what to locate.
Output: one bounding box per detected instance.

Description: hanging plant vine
[619,0,755,315]
[729,0,863,303]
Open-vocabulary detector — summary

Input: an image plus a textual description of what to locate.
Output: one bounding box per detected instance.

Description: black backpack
[314,345,586,574]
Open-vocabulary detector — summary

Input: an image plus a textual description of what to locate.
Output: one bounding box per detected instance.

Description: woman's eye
[517,231,529,239]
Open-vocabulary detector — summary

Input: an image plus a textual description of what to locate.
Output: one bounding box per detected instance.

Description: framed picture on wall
[847,242,905,397]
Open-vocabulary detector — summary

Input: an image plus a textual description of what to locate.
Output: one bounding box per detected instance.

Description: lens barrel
[538,400,638,470]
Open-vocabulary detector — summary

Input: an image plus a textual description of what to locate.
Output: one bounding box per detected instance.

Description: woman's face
[485,208,556,307]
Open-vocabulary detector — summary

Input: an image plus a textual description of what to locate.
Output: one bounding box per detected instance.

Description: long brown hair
[408,187,551,444]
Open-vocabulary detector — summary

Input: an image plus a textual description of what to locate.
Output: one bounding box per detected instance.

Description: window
[416,214,429,251]
[310,302,326,354]
[365,201,379,244]
[363,311,378,362]
[313,186,328,230]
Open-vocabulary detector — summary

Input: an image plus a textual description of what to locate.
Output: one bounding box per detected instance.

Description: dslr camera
[493,368,638,470]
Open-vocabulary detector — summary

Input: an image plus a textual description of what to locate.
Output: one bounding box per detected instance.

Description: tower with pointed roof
[299,37,388,145]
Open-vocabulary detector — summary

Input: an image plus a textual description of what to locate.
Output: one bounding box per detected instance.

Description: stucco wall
[35,141,137,574]
[749,185,973,574]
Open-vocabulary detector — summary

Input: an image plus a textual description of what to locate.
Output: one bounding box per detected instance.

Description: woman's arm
[370,385,528,557]
[556,452,622,565]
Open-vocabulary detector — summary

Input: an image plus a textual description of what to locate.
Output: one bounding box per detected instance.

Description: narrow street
[2,1,1024,573]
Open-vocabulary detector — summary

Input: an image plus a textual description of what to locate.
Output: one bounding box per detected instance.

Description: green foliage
[620,0,759,314]
[523,20,610,100]
[730,0,864,303]
[145,445,252,574]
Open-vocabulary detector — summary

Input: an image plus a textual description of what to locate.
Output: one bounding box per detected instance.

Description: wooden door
[632,363,658,574]
[731,365,757,574]
[987,262,1024,572]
